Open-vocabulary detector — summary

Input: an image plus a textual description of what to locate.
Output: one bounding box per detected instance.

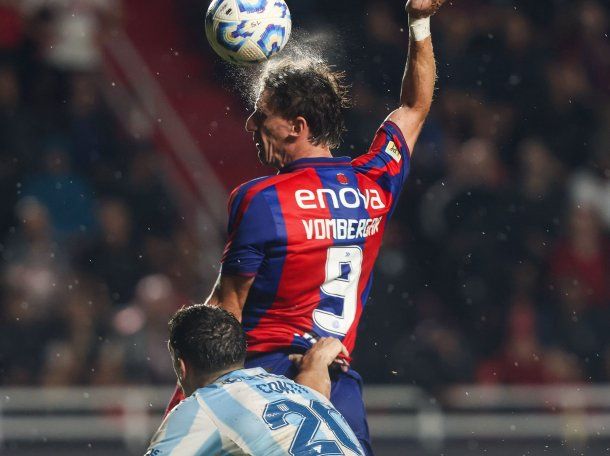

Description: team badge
[336,173,349,185]
[384,140,402,163]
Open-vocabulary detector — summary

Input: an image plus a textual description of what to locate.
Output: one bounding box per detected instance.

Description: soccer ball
[205,0,292,64]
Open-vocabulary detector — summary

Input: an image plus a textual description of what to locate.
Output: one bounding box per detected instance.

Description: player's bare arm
[290,338,350,399]
[205,273,254,321]
[387,0,446,153]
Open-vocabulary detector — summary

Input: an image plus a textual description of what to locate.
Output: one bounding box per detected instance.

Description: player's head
[168,304,247,395]
[246,58,349,168]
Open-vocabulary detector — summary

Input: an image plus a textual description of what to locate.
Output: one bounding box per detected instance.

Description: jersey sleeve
[221,183,276,277]
[351,120,411,213]
[146,396,221,455]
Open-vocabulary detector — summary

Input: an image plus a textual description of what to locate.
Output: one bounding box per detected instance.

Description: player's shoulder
[229,174,290,204]
[227,176,272,221]
[351,119,411,173]
[369,120,409,156]
[163,393,204,427]
[192,368,268,410]
[379,119,408,140]
[228,171,310,214]
[171,392,199,411]
[229,176,270,204]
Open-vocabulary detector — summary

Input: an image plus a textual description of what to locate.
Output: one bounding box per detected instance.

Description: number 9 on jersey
[313,246,363,336]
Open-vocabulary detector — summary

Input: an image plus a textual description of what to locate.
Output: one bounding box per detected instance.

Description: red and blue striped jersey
[221,121,410,356]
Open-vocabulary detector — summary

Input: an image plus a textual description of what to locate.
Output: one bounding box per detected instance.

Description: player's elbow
[399,98,431,120]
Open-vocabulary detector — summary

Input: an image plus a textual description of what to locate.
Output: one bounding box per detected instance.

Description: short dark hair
[168,305,246,374]
[261,59,349,149]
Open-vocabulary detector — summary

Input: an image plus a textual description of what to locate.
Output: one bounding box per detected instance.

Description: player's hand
[406,0,447,18]
[289,338,350,373]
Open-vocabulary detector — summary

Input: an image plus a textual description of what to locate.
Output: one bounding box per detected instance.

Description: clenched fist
[407,0,447,18]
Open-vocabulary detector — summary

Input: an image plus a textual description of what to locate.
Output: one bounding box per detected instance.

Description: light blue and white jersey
[146,367,364,456]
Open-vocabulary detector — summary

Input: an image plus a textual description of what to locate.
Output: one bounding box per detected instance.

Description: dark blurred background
[0,0,608,395]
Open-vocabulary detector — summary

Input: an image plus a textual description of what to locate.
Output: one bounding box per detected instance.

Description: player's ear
[177,357,187,381]
[291,116,308,139]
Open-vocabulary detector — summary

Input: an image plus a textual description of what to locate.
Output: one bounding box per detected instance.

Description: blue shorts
[245,351,374,456]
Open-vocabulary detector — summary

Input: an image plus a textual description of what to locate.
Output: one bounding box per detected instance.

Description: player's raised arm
[387,0,446,153]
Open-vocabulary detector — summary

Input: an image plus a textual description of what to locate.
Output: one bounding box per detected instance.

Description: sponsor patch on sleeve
[384,140,402,163]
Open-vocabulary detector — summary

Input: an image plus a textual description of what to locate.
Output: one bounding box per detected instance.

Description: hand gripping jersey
[146,368,364,456]
[222,121,410,355]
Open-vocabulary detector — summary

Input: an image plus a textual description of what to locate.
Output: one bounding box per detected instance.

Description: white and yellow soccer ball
[205,0,292,64]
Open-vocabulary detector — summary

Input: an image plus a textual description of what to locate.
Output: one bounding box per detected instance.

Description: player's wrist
[408,15,431,41]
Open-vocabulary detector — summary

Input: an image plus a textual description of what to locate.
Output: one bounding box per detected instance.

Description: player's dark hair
[168,304,246,374]
[261,58,350,149]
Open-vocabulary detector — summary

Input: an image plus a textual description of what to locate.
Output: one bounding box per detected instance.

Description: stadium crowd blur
[0,0,608,391]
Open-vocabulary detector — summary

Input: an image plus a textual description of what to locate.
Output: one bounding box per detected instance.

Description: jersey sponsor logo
[295,188,385,210]
[385,140,402,163]
[302,217,382,240]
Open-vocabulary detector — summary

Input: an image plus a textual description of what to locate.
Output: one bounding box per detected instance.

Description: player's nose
[245,113,257,132]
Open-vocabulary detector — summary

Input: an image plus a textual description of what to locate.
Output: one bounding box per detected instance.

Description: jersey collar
[279,156,352,174]
[212,367,268,384]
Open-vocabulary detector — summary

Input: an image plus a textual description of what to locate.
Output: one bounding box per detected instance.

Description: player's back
[222,121,410,355]
[146,367,364,456]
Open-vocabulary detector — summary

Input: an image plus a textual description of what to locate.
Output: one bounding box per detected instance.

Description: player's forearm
[388,14,437,151]
[294,362,332,399]
[399,34,436,118]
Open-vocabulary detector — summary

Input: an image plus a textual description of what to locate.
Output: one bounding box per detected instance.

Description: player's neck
[285,143,333,165]
[185,364,245,395]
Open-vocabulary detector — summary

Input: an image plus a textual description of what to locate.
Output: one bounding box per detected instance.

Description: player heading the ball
[165,2,448,455]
